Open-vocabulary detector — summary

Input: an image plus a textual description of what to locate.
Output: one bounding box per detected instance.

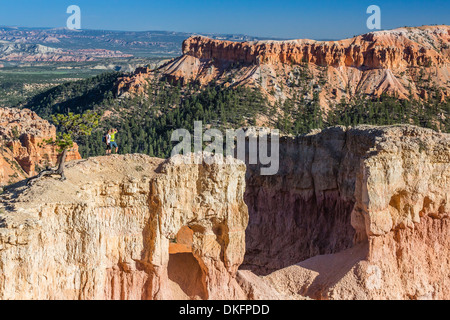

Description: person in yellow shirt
[109,128,118,154]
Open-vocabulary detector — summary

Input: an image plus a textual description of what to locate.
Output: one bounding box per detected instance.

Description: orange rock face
[0,126,448,300]
[116,25,450,109]
[0,108,81,186]
[182,26,448,69]
[116,66,153,97]
[243,125,450,300]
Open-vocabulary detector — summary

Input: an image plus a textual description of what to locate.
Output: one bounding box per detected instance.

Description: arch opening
[168,226,208,300]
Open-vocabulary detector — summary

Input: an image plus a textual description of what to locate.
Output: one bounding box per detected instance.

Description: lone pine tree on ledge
[27,111,100,185]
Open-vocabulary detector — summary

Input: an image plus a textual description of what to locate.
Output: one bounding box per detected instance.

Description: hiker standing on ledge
[110,128,119,154]
[104,130,111,155]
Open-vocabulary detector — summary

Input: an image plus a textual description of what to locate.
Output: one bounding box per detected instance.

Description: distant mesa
[116,25,450,109]
[0,41,132,62]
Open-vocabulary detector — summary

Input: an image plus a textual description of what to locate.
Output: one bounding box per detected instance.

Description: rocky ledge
[0,125,449,300]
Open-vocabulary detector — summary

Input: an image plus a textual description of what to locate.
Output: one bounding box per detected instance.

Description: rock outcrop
[0,154,249,300]
[116,67,153,97]
[116,25,450,109]
[181,26,448,69]
[243,125,449,300]
[0,125,448,300]
[0,108,81,186]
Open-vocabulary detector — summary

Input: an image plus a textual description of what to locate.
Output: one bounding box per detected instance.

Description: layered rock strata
[0,125,448,300]
[116,25,450,108]
[243,125,449,300]
[0,107,81,186]
[0,154,248,300]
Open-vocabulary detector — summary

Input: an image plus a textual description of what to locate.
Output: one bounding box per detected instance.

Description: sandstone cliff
[0,108,81,186]
[116,25,450,109]
[0,154,249,300]
[0,125,448,300]
[243,125,449,300]
[0,42,132,62]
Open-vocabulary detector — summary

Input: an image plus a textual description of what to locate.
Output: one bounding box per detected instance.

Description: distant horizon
[1,23,448,43]
[0,0,448,40]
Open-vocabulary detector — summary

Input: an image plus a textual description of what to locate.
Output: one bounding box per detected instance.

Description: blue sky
[0,0,448,39]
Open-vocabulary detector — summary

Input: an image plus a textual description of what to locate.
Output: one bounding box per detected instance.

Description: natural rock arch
[167,226,208,300]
